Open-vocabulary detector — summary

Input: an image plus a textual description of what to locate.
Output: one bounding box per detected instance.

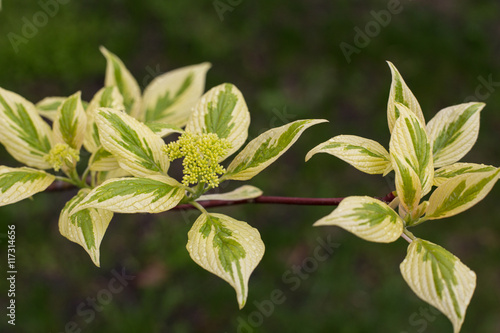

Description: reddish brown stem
[45,179,396,211]
[172,192,395,211]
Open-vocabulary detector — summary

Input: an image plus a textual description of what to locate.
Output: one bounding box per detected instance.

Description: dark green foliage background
[1,1,499,332]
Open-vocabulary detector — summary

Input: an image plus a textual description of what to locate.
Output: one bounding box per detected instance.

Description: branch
[45,178,396,211]
[172,192,395,211]
[46,179,79,191]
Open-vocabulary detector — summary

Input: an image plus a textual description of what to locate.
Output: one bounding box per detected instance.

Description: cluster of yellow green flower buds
[164,132,231,188]
[44,143,80,172]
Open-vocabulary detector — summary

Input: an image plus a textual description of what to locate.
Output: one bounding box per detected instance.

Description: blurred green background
[1,0,500,332]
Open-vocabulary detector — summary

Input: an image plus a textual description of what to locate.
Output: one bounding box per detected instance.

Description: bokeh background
[1,1,500,332]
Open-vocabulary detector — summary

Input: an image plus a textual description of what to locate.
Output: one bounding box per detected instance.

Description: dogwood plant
[307,62,499,333]
[0,49,498,332]
[0,47,326,309]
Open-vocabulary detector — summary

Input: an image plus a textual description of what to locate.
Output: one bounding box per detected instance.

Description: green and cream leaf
[96,108,169,177]
[387,61,425,132]
[185,83,250,160]
[225,119,327,181]
[0,87,54,169]
[400,239,476,333]
[53,91,87,150]
[70,175,185,214]
[96,168,132,185]
[313,196,403,243]
[392,154,422,213]
[84,86,124,153]
[36,96,66,121]
[0,166,55,207]
[433,163,496,187]
[100,46,142,118]
[145,122,184,138]
[197,185,263,201]
[89,147,119,171]
[426,168,500,219]
[187,213,265,309]
[390,103,433,196]
[306,135,392,175]
[60,189,113,267]
[142,62,211,125]
[426,103,484,168]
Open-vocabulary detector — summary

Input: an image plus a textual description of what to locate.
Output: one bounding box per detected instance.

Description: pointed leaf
[89,147,119,171]
[0,166,55,207]
[60,189,113,267]
[100,46,142,118]
[84,86,124,153]
[198,185,263,201]
[306,135,392,175]
[53,91,87,150]
[96,108,169,177]
[142,62,211,125]
[387,61,425,132]
[426,103,484,168]
[187,213,265,309]
[0,87,54,169]
[225,119,327,181]
[426,168,500,219]
[185,83,250,160]
[145,122,184,138]
[390,103,434,197]
[96,168,132,185]
[400,239,476,333]
[433,163,497,187]
[71,175,185,214]
[314,196,403,243]
[36,96,66,121]
[392,154,422,213]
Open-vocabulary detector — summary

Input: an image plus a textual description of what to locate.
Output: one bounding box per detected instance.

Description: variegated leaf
[306,135,392,175]
[197,185,263,201]
[387,61,425,132]
[314,196,403,243]
[36,96,66,121]
[185,83,250,160]
[400,239,476,333]
[0,87,54,169]
[53,91,87,150]
[89,147,119,171]
[392,154,422,213]
[100,46,142,118]
[96,108,169,177]
[84,86,124,153]
[390,103,433,196]
[0,166,55,206]
[225,119,327,181]
[433,163,497,187]
[60,189,113,267]
[142,62,211,125]
[145,122,184,138]
[426,168,500,219]
[187,213,265,309]
[71,175,185,214]
[96,168,131,185]
[426,103,484,168]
